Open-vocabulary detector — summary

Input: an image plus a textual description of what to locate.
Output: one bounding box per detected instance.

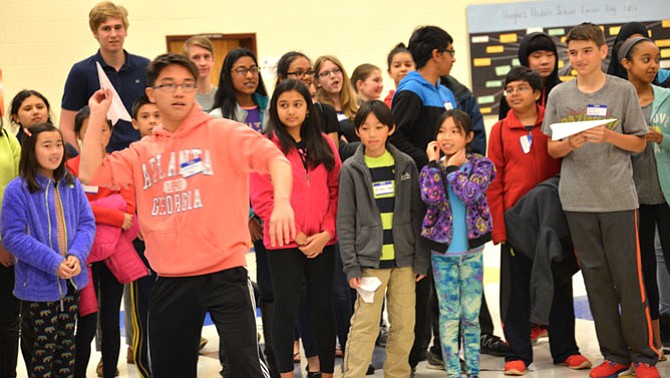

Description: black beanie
[526,35,556,57]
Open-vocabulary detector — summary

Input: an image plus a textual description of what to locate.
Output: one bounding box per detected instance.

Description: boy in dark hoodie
[498,32,561,120]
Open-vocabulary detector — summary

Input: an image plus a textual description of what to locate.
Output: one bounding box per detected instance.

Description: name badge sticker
[520,134,532,154]
[373,180,394,197]
[444,101,454,111]
[180,157,204,178]
[586,104,607,117]
[83,185,99,194]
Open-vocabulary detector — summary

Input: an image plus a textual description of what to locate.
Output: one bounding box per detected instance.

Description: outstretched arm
[267,159,295,247]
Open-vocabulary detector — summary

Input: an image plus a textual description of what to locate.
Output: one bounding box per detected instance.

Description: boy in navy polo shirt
[59,1,149,153]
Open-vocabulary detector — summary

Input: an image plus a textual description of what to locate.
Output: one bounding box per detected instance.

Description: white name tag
[587,104,607,117]
[520,134,532,154]
[444,101,454,111]
[83,185,99,194]
[373,181,394,197]
[180,157,204,178]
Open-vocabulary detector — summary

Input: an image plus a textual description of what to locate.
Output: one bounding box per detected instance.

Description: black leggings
[639,203,670,320]
[74,262,124,378]
[267,246,336,373]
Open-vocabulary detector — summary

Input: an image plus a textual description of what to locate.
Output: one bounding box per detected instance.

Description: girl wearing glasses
[210,47,274,375]
[210,48,268,134]
[314,56,359,125]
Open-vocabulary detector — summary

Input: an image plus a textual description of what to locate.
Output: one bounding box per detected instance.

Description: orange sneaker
[504,360,526,376]
[589,360,629,378]
[633,362,660,378]
[559,354,592,370]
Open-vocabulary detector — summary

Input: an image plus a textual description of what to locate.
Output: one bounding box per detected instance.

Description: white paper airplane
[550,118,617,141]
[96,62,132,125]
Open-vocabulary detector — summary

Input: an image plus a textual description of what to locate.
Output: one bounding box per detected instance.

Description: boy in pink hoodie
[79,53,295,378]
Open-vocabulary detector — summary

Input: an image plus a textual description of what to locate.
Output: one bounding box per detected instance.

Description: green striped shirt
[364,151,396,268]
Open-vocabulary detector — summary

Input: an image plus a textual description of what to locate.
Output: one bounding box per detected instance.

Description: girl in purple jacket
[419,110,495,378]
[1,123,95,378]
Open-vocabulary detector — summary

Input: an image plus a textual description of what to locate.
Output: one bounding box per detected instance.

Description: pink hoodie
[90,105,288,277]
[250,133,340,250]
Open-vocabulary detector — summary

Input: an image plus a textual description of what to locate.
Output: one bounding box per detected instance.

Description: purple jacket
[419,154,495,252]
[1,174,95,302]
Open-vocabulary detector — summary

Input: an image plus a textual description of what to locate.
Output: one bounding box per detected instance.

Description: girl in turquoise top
[619,36,670,358]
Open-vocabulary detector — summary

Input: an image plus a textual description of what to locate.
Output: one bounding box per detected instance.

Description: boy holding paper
[488,66,590,375]
[542,22,660,378]
[337,100,428,377]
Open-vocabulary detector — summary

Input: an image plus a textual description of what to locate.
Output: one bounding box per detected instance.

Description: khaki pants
[344,266,416,378]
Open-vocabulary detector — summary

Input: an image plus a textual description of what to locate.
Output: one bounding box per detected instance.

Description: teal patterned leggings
[27,290,78,378]
[432,250,483,377]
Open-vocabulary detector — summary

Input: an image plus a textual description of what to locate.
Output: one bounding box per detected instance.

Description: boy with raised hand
[338,100,428,377]
[80,53,294,378]
[542,22,659,378]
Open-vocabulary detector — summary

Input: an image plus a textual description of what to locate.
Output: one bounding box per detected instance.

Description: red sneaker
[589,360,630,378]
[633,362,660,378]
[504,360,526,376]
[530,324,548,344]
[559,354,592,370]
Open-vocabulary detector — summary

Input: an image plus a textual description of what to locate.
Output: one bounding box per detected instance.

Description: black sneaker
[366,364,375,375]
[480,333,506,357]
[426,350,444,370]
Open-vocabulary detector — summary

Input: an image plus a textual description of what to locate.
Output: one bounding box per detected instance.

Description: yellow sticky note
[500,33,518,43]
[486,45,504,54]
[609,26,621,36]
[474,58,492,67]
[661,48,670,58]
[656,39,670,48]
[663,20,670,28]
[598,25,605,32]
[480,107,492,115]
[561,36,567,44]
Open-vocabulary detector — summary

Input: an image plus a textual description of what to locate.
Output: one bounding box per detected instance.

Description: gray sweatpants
[565,210,658,365]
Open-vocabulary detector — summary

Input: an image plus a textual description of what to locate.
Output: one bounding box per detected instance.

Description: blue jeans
[432,250,483,377]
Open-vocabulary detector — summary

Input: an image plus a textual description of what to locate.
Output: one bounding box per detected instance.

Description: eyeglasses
[504,86,531,96]
[232,66,261,76]
[286,70,315,79]
[440,48,456,58]
[317,67,342,79]
[153,82,196,92]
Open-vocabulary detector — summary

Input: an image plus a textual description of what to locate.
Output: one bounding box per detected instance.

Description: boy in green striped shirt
[337,100,429,377]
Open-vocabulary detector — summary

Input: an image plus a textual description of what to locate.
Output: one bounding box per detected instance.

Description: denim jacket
[419,153,495,252]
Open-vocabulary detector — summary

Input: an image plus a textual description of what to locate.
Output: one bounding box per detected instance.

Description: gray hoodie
[337,143,429,281]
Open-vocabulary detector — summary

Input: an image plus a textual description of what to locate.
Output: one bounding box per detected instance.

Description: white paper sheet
[356,277,382,304]
[550,118,617,141]
[96,62,132,125]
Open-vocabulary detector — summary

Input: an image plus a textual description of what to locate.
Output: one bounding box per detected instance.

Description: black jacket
[504,176,579,324]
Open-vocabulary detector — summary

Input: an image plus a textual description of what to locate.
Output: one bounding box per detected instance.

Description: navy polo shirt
[61,50,150,152]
